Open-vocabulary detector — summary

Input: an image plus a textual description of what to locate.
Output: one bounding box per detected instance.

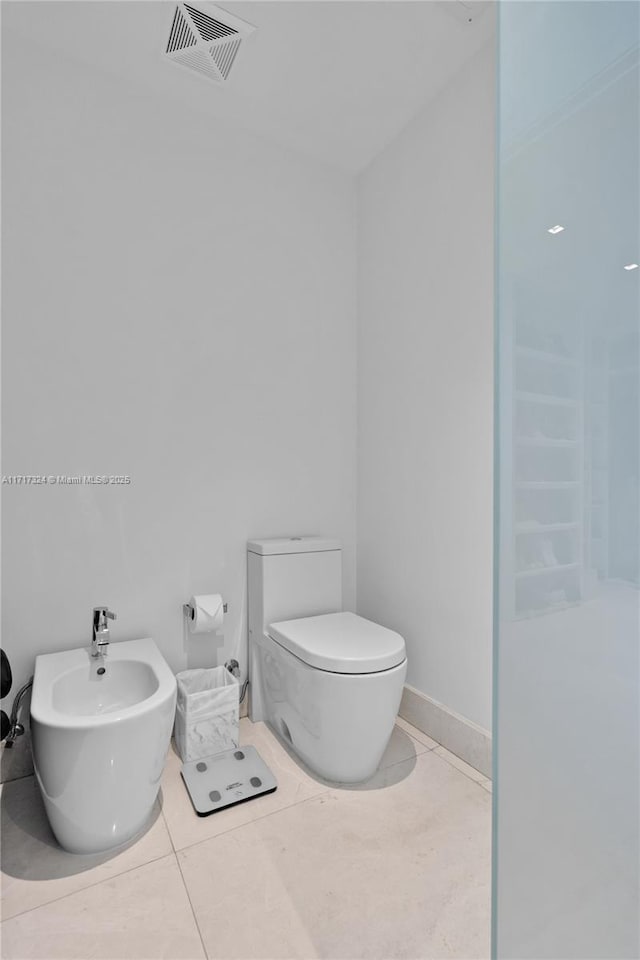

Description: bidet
[30,636,176,854]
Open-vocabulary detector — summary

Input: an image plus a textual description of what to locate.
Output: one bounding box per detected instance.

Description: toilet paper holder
[183,600,228,621]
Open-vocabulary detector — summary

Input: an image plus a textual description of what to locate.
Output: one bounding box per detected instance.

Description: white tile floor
[0,719,491,959]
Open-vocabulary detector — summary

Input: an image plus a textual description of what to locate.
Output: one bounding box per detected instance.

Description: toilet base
[251,632,407,783]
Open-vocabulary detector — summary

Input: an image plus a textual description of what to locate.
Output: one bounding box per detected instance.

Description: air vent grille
[166,6,197,53]
[173,48,222,81]
[210,38,241,79]
[184,3,237,40]
[164,3,254,84]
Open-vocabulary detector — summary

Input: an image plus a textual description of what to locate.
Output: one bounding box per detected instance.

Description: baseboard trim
[399,684,492,779]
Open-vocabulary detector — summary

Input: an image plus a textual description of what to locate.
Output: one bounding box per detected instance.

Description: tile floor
[0,719,491,959]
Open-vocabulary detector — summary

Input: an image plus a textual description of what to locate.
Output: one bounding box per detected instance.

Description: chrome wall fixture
[182,600,228,621]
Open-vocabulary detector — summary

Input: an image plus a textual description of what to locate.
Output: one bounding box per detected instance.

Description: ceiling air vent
[164,3,255,84]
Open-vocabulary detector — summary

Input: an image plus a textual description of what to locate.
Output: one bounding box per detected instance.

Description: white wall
[1,35,357,704]
[357,42,495,731]
[2,21,495,768]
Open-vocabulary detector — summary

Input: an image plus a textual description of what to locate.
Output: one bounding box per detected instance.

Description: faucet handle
[93,606,117,624]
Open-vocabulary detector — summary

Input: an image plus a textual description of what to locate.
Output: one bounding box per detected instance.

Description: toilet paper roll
[188,594,225,634]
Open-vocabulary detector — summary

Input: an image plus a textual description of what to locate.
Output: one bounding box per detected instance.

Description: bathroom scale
[181,745,277,816]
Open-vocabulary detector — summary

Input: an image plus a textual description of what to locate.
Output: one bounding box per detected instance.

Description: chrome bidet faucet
[91,606,117,657]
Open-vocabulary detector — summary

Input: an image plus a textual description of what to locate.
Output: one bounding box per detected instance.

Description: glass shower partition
[494,2,639,957]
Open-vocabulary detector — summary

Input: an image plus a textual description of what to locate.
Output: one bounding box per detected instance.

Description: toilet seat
[268,611,406,675]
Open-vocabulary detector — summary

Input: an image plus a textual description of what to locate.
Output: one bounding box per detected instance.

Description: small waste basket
[174,666,240,763]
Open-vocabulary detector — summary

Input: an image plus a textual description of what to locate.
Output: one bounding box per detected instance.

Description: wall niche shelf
[516,437,578,448]
[502,312,631,618]
[505,315,586,620]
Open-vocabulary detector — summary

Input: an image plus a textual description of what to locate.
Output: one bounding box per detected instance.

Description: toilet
[247,537,407,782]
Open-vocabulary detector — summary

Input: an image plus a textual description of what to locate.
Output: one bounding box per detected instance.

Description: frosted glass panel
[494,3,640,957]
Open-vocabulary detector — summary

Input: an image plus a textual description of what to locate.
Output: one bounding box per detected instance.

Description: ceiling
[5,0,495,172]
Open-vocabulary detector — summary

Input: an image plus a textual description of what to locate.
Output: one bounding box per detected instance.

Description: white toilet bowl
[247,538,407,783]
[254,612,406,782]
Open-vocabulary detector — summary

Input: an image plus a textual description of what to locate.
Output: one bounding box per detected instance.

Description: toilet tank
[247,537,342,643]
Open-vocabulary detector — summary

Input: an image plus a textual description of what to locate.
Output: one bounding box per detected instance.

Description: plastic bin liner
[174,666,239,762]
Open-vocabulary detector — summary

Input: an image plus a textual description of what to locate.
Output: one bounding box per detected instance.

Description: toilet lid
[268,612,406,675]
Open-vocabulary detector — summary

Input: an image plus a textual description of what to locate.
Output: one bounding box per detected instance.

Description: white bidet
[30,638,176,854]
